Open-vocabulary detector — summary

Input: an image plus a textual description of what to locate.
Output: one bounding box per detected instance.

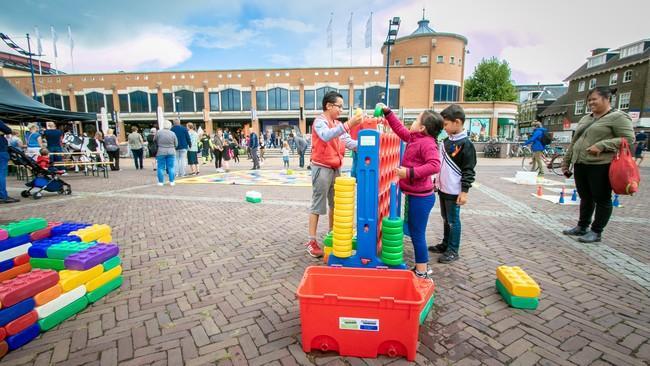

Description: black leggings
[132,148,143,170]
[214,150,223,168]
[574,163,612,233]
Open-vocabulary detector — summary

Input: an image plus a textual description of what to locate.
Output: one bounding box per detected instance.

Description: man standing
[43,122,64,167]
[634,130,647,166]
[294,131,308,168]
[249,130,260,170]
[171,119,191,177]
[522,121,548,176]
[305,91,362,257]
[0,119,19,203]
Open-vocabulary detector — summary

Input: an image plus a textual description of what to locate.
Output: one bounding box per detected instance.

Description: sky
[1,0,648,85]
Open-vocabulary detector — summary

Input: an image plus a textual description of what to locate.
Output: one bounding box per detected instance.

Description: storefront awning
[498,118,516,126]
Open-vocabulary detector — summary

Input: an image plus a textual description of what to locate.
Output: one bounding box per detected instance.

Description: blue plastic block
[0,258,14,272]
[0,298,35,327]
[6,323,40,350]
[0,235,31,252]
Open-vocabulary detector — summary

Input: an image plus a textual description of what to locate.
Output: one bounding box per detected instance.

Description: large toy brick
[0,327,4,341]
[50,222,90,237]
[496,266,541,298]
[48,222,62,229]
[0,263,31,283]
[46,241,96,260]
[65,244,119,271]
[38,296,88,331]
[34,284,62,307]
[0,270,59,308]
[97,235,112,244]
[4,310,37,336]
[102,256,121,271]
[0,340,7,358]
[28,237,73,258]
[13,254,29,266]
[0,259,13,273]
[30,258,65,271]
[0,234,31,252]
[0,298,35,327]
[70,225,111,243]
[0,218,47,238]
[86,276,122,303]
[58,265,103,292]
[86,266,122,292]
[0,229,7,241]
[35,285,85,319]
[496,279,539,310]
[6,323,39,351]
[29,227,51,241]
[0,243,31,263]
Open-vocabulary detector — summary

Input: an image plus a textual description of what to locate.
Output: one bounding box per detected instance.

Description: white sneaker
[157,182,164,186]
[170,182,176,186]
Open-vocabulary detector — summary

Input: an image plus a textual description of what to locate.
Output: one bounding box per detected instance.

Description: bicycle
[520,145,565,176]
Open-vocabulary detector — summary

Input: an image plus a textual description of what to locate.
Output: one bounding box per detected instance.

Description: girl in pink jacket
[383,106,442,280]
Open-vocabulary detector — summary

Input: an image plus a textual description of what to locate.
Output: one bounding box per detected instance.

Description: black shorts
[187,151,199,165]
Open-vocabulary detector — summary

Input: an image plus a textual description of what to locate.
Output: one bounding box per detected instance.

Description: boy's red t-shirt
[36,155,50,170]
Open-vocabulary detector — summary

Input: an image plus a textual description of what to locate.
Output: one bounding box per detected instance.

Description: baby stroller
[8,146,72,199]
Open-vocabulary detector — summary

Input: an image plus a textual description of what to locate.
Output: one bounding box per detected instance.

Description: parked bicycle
[520,145,565,175]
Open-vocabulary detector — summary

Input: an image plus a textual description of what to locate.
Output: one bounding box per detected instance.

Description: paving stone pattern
[1,155,648,366]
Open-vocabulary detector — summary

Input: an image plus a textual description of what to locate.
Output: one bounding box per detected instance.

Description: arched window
[364,86,384,109]
[221,89,241,111]
[316,86,338,107]
[86,92,106,113]
[129,91,149,113]
[173,90,194,112]
[268,87,289,110]
[42,93,63,109]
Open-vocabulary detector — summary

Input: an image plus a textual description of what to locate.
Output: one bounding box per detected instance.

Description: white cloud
[192,24,261,50]
[250,18,315,33]
[268,53,293,65]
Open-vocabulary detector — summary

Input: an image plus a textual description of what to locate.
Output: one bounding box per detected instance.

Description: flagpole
[35,26,43,75]
[68,25,74,73]
[329,13,333,67]
[369,12,373,66]
[51,26,58,75]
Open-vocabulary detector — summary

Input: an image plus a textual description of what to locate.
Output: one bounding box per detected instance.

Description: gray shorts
[310,165,340,215]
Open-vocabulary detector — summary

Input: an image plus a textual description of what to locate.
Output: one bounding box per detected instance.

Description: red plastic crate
[296,266,434,361]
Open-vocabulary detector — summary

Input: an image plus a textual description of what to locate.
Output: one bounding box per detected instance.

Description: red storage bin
[296,266,434,361]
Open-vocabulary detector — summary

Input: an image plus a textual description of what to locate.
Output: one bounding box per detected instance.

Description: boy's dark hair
[421,110,444,139]
[440,104,466,123]
[322,91,343,111]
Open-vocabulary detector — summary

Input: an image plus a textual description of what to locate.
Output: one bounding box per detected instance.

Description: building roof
[539,93,571,117]
[538,86,567,100]
[411,19,435,35]
[564,41,650,81]
[0,51,57,75]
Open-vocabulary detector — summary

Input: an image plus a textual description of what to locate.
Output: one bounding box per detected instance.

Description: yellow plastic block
[334,203,354,211]
[335,177,356,186]
[70,224,111,243]
[334,196,354,205]
[496,266,540,298]
[97,235,112,243]
[334,191,354,199]
[333,209,354,218]
[334,183,355,193]
[85,265,123,292]
[59,264,104,292]
[333,216,353,225]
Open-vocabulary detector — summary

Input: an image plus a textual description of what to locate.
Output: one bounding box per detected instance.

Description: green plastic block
[496,279,539,310]
[323,232,333,247]
[1,218,48,237]
[38,296,89,331]
[102,256,122,271]
[245,197,261,203]
[46,241,96,260]
[86,276,123,303]
[352,236,357,251]
[419,294,435,325]
[30,258,65,271]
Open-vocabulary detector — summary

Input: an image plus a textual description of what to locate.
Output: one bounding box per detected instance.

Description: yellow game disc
[335,191,354,199]
[332,250,353,258]
[333,209,354,218]
[333,226,353,235]
[334,203,354,211]
[333,220,353,229]
[334,184,355,193]
[335,177,356,186]
[333,232,353,240]
[334,196,354,205]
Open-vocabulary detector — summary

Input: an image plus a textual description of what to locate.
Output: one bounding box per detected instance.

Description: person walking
[561,87,635,243]
[199,133,212,165]
[25,123,42,159]
[249,131,260,170]
[522,121,548,176]
[171,119,191,177]
[104,128,120,171]
[0,119,19,203]
[187,123,200,175]
[634,130,647,166]
[294,132,308,168]
[212,129,224,171]
[128,126,145,169]
[43,122,64,167]
[147,128,158,171]
[154,120,178,186]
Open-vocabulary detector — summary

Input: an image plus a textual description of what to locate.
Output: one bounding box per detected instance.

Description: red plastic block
[0,229,6,241]
[0,270,59,308]
[0,263,31,283]
[29,227,51,241]
[4,310,37,336]
[48,222,62,228]
[13,254,29,266]
[0,327,4,341]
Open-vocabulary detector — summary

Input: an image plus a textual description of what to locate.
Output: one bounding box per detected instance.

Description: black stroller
[8,146,72,199]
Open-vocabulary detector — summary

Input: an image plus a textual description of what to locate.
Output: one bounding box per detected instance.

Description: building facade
[5,16,517,141]
[517,85,567,137]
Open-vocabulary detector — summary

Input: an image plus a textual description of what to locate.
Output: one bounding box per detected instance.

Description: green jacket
[564,109,635,166]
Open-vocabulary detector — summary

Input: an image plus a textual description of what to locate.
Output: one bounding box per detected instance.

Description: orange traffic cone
[536,185,543,197]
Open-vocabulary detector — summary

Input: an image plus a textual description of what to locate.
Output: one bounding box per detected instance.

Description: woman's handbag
[609,138,640,195]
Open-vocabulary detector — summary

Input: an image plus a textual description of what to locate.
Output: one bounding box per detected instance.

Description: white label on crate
[339,317,379,331]
[359,136,376,146]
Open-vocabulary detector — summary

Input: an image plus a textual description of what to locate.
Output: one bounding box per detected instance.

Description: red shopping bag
[609,138,640,195]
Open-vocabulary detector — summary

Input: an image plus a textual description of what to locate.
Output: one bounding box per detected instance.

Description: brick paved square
[1,157,649,365]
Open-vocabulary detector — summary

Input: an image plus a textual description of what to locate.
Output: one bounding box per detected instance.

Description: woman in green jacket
[561,87,635,243]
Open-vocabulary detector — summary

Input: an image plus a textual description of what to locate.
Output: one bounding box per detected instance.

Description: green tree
[464,57,517,102]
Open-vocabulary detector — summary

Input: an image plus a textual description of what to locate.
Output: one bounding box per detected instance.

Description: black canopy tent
[0,76,96,124]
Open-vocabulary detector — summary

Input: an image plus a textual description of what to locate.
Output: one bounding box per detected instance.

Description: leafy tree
[464,57,517,102]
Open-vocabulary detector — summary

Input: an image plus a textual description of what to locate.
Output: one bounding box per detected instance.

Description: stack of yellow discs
[332,177,356,258]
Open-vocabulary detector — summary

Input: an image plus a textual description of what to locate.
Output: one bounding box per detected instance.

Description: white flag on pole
[364,13,373,48]
[34,27,43,55]
[326,14,333,48]
[50,26,58,57]
[346,13,353,48]
[68,25,75,72]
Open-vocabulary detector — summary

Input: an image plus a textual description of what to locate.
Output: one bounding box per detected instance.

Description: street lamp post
[174,96,182,120]
[383,17,401,107]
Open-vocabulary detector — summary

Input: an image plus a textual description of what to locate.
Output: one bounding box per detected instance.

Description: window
[149,93,158,112]
[620,43,643,58]
[304,90,315,110]
[609,73,618,85]
[406,57,413,65]
[394,59,400,66]
[574,100,585,115]
[316,86,338,106]
[618,92,631,110]
[587,54,606,68]
[353,89,364,108]
[610,94,616,106]
[450,56,455,64]
[42,93,63,109]
[433,84,460,102]
[195,91,204,112]
[62,95,70,111]
[436,55,444,63]
[209,92,219,111]
[129,91,149,113]
[388,88,399,109]
[458,58,462,65]
[290,90,300,110]
[242,91,251,111]
[256,90,267,111]
[339,89,349,109]
[578,81,586,92]
[118,94,129,112]
[364,86,385,109]
[174,90,194,112]
[588,78,597,90]
[221,88,241,111]
[76,95,87,112]
[420,55,428,64]
[163,93,173,112]
[86,92,106,113]
[267,87,289,110]
[623,70,633,82]
[106,95,114,113]
[585,103,591,114]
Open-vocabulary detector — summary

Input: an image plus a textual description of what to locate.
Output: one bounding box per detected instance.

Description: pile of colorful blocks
[496,265,540,310]
[0,219,123,359]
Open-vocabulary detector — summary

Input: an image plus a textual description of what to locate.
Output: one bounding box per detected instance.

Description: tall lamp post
[174,96,182,120]
[383,17,401,107]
